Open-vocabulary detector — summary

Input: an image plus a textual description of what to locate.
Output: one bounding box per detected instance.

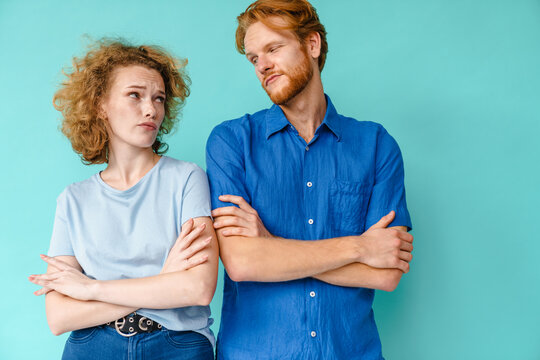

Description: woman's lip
[139,122,157,130]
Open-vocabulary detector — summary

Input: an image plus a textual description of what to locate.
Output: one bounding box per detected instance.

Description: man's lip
[139,122,158,130]
[265,74,280,86]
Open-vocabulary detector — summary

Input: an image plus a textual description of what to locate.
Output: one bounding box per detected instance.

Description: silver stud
[129,327,134,332]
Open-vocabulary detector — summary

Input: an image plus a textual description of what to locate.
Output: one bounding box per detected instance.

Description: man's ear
[306,32,321,60]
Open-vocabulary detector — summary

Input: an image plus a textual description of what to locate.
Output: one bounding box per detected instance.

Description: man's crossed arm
[212,195,413,291]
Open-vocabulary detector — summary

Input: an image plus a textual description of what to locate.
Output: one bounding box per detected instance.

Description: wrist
[89,280,103,301]
[350,235,366,263]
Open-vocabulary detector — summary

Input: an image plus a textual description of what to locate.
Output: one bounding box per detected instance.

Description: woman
[28,39,218,360]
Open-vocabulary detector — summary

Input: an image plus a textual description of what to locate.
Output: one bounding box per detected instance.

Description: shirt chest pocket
[328,180,370,236]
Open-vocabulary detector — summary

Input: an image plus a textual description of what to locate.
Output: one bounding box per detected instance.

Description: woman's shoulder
[159,156,206,176]
[56,174,100,204]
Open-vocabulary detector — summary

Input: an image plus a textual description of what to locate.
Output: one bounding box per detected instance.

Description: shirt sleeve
[48,190,75,257]
[205,123,250,210]
[364,126,413,231]
[180,165,212,225]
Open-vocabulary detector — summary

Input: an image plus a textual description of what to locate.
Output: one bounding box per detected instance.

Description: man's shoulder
[336,114,388,139]
[207,108,269,146]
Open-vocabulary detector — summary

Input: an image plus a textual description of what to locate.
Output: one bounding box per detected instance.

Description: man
[206,0,413,358]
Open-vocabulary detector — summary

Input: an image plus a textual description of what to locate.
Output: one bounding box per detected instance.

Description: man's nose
[256,55,273,74]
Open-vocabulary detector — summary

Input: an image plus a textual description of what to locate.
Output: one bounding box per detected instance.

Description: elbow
[379,270,403,292]
[45,296,68,336]
[191,275,217,307]
[46,315,67,336]
[222,257,252,282]
[220,247,252,282]
[196,285,215,306]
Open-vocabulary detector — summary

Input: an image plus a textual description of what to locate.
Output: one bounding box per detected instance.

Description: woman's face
[100,65,166,152]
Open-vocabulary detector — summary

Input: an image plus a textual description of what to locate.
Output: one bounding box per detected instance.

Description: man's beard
[263,50,313,105]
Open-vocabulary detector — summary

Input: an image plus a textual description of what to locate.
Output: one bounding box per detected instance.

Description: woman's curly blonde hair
[53,38,190,164]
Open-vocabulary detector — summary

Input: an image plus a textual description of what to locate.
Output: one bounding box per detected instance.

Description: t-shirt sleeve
[205,124,250,210]
[48,191,75,257]
[180,165,212,225]
[365,126,413,231]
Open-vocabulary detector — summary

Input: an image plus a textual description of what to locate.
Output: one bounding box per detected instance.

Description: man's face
[244,20,314,105]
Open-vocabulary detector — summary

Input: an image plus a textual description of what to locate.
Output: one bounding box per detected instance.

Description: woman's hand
[160,218,212,274]
[29,255,97,301]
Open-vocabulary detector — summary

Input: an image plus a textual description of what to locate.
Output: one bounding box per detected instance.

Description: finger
[399,251,413,262]
[398,231,414,243]
[28,276,52,287]
[185,254,209,270]
[34,287,52,296]
[218,195,256,214]
[214,216,247,229]
[178,223,207,250]
[369,211,395,229]
[29,272,61,282]
[221,227,248,237]
[184,237,212,258]
[212,206,244,218]
[400,241,414,252]
[179,218,195,238]
[399,260,410,273]
[39,254,72,270]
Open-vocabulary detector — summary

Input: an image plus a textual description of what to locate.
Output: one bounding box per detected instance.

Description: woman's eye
[155,96,165,103]
[129,92,139,99]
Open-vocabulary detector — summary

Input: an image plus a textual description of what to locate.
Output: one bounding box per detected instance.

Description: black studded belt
[106,312,162,337]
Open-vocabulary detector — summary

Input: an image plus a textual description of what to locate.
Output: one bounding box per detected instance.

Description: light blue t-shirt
[48,156,214,346]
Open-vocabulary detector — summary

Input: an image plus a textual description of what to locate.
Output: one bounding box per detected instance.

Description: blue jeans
[61,326,214,360]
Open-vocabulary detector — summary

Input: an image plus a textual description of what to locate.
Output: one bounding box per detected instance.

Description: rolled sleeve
[47,191,75,257]
[180,165,212,225]
[365,127,412,231]
[205,124,250,210]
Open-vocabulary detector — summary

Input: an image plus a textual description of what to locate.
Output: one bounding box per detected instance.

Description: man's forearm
[313,263,403,291]
[218,231,358,282]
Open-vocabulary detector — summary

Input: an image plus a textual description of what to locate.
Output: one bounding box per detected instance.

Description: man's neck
[279,75,326,144]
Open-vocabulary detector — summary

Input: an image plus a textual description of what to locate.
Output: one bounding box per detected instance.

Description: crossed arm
[213,195,413,291]
[29,217,218,335]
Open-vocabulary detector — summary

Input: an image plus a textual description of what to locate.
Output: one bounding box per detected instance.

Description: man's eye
[129,92,139,99]
[251,57,258,65]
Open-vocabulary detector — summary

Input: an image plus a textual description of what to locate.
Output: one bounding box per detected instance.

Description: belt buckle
[114,314,138,337]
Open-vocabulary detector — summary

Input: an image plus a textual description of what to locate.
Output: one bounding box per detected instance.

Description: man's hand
[161,218,212,274]
[355,211,414,273]
[212,195,273,238]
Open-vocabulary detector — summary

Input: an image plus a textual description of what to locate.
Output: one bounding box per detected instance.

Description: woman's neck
[100,147,160,191]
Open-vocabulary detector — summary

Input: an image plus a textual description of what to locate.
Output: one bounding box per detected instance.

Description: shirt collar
[265,94,342,141]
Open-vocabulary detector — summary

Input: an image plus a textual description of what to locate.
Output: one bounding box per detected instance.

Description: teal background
[2,0,539,358]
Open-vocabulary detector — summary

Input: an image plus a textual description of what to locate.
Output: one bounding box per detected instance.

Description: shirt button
[310,331,317,338]
[307,182,313,187]
[310,291,316,297]
[308,219,314,225]
[305,146,309,151]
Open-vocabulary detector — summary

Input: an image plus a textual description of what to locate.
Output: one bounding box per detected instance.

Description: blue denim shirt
[206,96,412,360]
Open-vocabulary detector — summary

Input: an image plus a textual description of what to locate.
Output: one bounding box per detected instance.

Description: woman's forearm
[91,266,217,308]
[45,291,136,336]
[90,217,219,309]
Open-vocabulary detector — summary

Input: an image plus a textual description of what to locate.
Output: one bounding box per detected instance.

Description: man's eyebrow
[245,41,285,57]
